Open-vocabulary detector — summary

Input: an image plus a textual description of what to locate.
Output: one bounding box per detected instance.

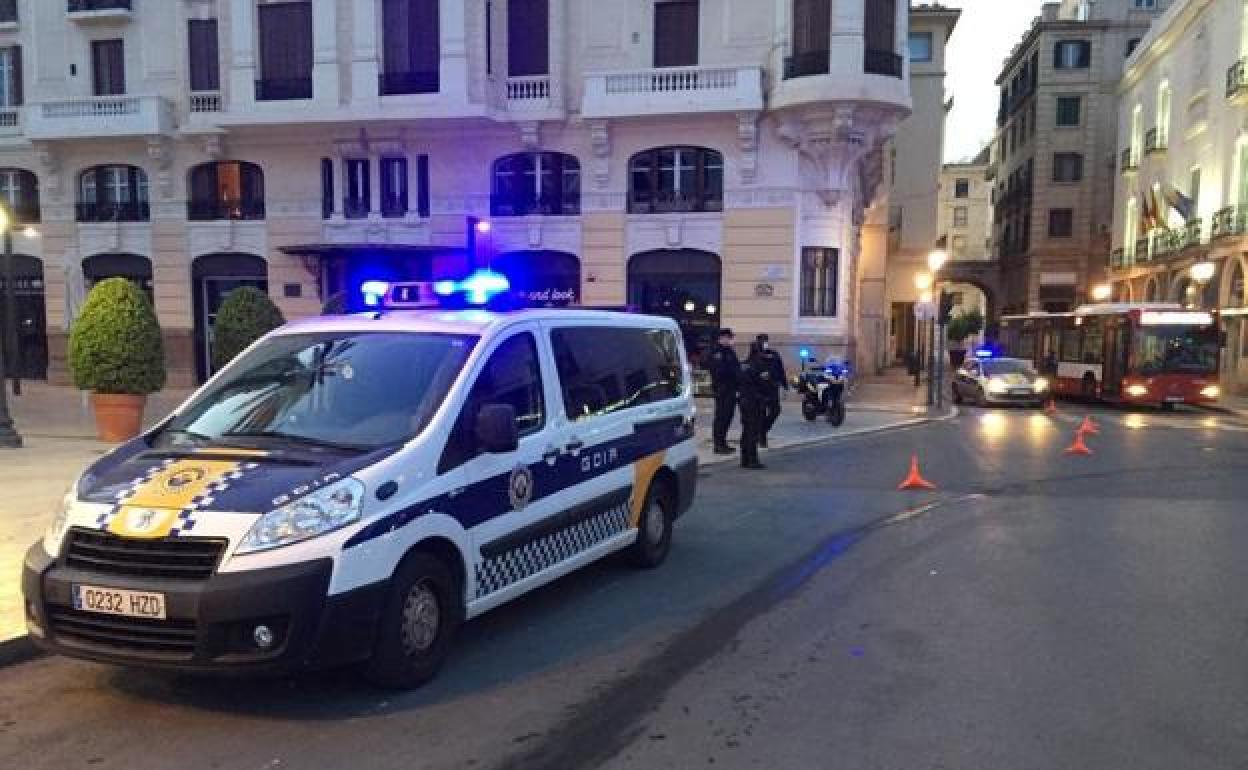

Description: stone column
[229,0,257,107]
[440,0,469,102]
[548,0,565,110]
[312,0,341,106]
[351,0,380,106]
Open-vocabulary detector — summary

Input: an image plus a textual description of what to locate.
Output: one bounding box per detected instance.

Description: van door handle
[565,439,584,453]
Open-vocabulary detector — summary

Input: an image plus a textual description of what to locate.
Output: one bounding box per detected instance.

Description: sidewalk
[0,381,935,643]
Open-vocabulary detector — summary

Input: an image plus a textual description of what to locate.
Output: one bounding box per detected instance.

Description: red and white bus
[997,304,1222,409]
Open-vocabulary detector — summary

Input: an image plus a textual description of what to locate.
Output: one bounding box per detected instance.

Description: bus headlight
[987,377,1009,394]
[237,478,365,554]
[1200,385,1221,399]
[1033,377,1049,392]
[1126,384,1149,397]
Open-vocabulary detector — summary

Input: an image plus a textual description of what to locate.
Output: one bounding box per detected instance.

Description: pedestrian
[755,334,788,448]
[738,342,768,470]
[708,328,740,455]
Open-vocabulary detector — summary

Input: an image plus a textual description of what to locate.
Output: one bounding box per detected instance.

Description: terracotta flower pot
[91,393,147,442]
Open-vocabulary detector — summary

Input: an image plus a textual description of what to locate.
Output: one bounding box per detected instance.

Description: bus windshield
[1132,326,1220,376]
[154,331,479,451]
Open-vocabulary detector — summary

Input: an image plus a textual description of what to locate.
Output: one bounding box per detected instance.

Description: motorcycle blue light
[799,347,811,360]
[974,348,995,359]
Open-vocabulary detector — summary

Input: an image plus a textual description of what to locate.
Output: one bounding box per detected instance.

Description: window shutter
[654,1,699,68]
[863,0,896,54]
[417,155,430,217]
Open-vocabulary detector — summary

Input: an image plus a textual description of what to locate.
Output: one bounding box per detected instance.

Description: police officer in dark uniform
[755,334,788,448]
[708,328,740,455]
[738,342,768,470]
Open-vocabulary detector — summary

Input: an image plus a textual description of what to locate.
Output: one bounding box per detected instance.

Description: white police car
[952,351,1050,408]
[23,272,698,688]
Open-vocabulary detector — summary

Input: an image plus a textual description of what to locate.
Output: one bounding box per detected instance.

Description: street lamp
[927,249,948,273]
[1191,261,1216,285]
[914,271,933,292]
[1091,284,1112,302]
[0,204,33,448]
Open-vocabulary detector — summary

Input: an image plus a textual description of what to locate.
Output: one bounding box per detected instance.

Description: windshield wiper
[222,430,371,453]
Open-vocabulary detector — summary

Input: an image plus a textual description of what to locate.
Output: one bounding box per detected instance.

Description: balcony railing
[582,65,762,119]
[67,0,131,13]
[380,196,409,219]
[1184,218,1204,249]
[628,191,723,215]
[490,195,580,218]
[863,49,904,78]
[1144,127,1167,155]
[1120,147,1139,173]
[505,75,551,103]
[0,0,17,23]
[1213,205,1248,238]
[189,92,221,113]
[1135,238,1150,262]
[28,95,173,139]
[1110,248,1126,269]
[255,77,312,101]
[378,71,438,96]
[0,107,19,132]
[1228,60,1248,100]
[75,201,149,223]
[343,198,370,220]
[187,199,265,222]
[783,50,830,80]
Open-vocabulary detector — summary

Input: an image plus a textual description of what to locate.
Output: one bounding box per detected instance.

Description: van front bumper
[22,543,385,675]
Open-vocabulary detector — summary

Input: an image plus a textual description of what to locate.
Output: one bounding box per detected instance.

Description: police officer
[738,342,768,470]
[755,334,788,448]
[708,328,740,455]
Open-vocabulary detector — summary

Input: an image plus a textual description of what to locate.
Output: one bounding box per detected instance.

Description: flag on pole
[1162,183,1195,222]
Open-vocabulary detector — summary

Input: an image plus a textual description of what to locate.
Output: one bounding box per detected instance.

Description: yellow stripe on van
[630,452,667,527]
[107,459,245,539]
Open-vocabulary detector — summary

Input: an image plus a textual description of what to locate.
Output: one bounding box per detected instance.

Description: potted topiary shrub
[946,308,985,369]
[69,278,166,442]
[211,286,286,372]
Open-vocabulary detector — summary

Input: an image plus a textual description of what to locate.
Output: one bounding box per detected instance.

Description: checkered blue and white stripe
[475,502,632,598]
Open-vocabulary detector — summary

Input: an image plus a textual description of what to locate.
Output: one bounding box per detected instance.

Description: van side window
[439,332,545,473]
[551,327,683,421]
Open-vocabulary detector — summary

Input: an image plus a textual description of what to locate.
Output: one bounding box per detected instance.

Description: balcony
[504,75,552,109]
[1228,60,1248,101]
[1184,218,1204,249]
[784,51,829,80]
[1213,206,1248,238]
[1120,148,1139,174]
[67,0,131,21]
[581,66,762,119]
[1109,248,1125,269]
[187,199,265,222]
[863,49,904,79]
[1144,128,1167,156]
[255,78,312,101]
[378,71,439,96]
[189,92,221,114]
[0,107,20,136]
[75,201,149,223]
[26,95,173,140]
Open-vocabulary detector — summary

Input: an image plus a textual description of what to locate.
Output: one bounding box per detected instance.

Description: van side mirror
[475,404,519,454]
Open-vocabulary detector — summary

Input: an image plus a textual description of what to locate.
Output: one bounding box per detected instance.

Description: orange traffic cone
[897,454,937,491]
[1065,431,1093,455]
[1044,399,1058,416]
[1076,416,1100,436]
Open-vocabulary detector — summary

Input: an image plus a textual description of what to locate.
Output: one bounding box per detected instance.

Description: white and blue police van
[23,272,698,688]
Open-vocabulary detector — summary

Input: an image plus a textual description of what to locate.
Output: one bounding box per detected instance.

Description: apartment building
[937,146,993,317]
[0,0,911,387]
[1107,0,1248,394]
[880,3,959,365]
[992,0,1166,315]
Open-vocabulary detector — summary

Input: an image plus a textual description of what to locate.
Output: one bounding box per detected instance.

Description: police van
[23,273,698,688]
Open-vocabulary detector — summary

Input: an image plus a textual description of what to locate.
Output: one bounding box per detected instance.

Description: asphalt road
[3,404,1248,770]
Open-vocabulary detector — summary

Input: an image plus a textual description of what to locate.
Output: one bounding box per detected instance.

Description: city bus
[997,303,1222,409]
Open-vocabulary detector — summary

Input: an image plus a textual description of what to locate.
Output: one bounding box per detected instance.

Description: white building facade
[1108,0,1248,394]
[0,0,911,386]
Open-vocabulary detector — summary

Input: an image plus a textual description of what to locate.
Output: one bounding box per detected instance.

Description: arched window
[188,161,265,220]
[77,165,149,222]
[628,147,723,214]
[0,168,38,223]
[491,152,580,216]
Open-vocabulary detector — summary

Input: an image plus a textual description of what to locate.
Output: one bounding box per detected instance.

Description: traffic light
[938,289,955,324]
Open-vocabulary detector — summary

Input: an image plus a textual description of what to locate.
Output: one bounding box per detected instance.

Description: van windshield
[155,331,478,451]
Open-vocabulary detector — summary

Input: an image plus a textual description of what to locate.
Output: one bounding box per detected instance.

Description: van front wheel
[363,552,463,690]
[628,481,674,569]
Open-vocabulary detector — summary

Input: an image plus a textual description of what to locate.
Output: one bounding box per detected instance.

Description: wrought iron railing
[783,50,829,80]
[1227,59,1248,99]
[187,199,265,221]
[378,71,439,96]
[864,49,904,78]
[255,77,312,101]
[75,201,149,222]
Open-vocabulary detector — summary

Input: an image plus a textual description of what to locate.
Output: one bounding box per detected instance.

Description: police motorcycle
[794,354,851,426]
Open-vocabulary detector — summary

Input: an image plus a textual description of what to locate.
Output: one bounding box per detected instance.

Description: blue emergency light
[799,347,811,360]
[432,269,511,305]
[973,347,996,359]
[363,269,513,311]
[360,280,391,308]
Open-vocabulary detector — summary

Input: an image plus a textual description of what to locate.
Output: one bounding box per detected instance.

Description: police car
[23,272,698,688]
[951,350,1050,408]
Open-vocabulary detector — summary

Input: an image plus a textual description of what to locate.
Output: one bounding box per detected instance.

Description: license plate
[1011,388,1031,395]
[1165,396,1185,403]
[72,584,166,620]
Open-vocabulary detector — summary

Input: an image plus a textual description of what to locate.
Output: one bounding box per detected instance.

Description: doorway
[628,249,720,369]
[891,301,916,363]
[192,253,268,383]
[0,254,47,379]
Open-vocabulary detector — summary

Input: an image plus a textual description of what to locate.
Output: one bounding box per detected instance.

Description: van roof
[272,308,679,338]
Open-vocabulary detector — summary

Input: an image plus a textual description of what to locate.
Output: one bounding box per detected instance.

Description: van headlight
[1033,377,1049,392]
[987,377,1009,394]
[42,491,74,557]
[1126,384,1149,397]
[237,478,365,555]
[1200,385,1221,399]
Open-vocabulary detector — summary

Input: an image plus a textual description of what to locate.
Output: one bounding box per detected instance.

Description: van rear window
[550,327,684,420]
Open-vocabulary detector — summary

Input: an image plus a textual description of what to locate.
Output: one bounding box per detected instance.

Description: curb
[698,406,957,468]
[0,634,43,669]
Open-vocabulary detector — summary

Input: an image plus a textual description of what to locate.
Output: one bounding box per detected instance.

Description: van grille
[64,528,226,580]
[47,608,197,660]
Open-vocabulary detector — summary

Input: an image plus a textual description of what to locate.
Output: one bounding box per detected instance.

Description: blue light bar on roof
[361,280,390,307]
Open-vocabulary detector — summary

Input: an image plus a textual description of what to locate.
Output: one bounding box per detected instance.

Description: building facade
[992,0,1166,315]
[938,146,993,318]
[1107,0,1248,394]
[0,0,912,387]
[880,3,959,366]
